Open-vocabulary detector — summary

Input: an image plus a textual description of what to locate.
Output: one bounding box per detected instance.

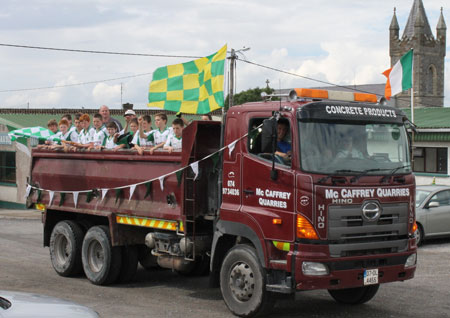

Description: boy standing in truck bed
[147,113,172,154]
[90,113,108,149]
[100,122,125,151]
[163,118,184,153]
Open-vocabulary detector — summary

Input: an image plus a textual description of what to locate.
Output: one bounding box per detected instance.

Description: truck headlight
[302,262,329,276]
[405,253,417,268]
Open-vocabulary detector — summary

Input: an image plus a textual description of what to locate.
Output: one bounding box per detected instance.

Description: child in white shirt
[164,118,184,153]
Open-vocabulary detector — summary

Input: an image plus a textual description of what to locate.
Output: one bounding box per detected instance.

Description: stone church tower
[389,0,446,107]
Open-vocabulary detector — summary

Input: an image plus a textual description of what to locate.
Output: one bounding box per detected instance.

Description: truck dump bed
[30,121,222,222]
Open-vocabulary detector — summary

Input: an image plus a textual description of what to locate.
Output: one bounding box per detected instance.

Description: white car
[0,290,99,318]
[415,185,450,245]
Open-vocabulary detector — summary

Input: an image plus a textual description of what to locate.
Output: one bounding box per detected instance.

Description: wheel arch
[44,209,109,246]
[210,220,267,287]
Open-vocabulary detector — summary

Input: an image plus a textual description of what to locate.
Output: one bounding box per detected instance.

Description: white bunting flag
[129,184,137,202]
[48,191,55,206]
[101,189,108,202]
[159,176,165,191]
[228,140,237,157]
[73,192,79,208]
[190,162,199,180]
[25,185,32,199]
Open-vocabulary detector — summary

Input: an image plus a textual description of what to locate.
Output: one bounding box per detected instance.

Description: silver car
[0,290,99,317]
[415,185,450,245]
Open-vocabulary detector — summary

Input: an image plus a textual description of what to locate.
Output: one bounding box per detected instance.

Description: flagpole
[410,49,415,170]
[410,49,414,124]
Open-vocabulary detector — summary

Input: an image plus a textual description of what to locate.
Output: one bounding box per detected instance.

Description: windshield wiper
[317,170,360,184]
[380,165,411,183]
[350,168,386,183]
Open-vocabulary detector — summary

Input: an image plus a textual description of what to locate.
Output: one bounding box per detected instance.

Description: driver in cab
[336,136,364,159]
[275,119,291,162]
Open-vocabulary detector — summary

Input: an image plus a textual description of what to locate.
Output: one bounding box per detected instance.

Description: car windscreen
[416,190,431,207]
[299,121,411,175]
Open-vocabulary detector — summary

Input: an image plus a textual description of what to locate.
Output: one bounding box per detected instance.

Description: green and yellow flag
[148,45,227,114]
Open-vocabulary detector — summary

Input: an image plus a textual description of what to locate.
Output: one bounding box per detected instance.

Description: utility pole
[227,47,250,109]
[228,49,236,109]
[120,83,123,108]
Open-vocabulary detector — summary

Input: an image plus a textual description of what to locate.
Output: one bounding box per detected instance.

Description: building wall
[413,141,450,185]
[0,125,31,208]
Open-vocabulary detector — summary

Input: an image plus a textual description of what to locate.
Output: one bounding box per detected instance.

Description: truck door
[241,116,295,242]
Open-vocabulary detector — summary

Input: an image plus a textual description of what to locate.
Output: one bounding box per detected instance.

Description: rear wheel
[49,220,84,277]
[328,284,380,305]
[220,245,274,317]
[82,225,122,285]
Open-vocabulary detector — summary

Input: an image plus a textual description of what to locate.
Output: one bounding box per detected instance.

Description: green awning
[414,132,450,142]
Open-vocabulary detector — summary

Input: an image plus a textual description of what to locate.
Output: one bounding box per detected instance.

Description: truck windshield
[299,121,411,175]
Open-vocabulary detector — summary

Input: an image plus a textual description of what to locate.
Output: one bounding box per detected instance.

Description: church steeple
[437,7,446,30]
[402,0,434,40]
[389,1,446,107]
[390,8,399,32]
[437,7,446,49]
[389,7,400,39]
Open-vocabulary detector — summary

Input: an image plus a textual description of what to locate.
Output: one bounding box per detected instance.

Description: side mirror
[261,118,277,153]
[427,201,440,208]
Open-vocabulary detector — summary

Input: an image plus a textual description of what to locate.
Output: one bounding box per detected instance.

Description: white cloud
[293,41,387,86]
[271,48,288,59]
[0,0,448,108]
[92,83,121,106]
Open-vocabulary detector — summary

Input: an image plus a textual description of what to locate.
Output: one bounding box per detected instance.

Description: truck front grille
[328,203,409,257]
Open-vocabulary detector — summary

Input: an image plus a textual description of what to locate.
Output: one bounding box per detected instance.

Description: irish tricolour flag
[383,50,413,100]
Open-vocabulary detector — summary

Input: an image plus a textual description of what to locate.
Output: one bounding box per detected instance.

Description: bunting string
[24,122,262,203]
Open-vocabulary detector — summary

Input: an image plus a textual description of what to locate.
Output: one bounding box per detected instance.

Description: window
[0,151,16,184]
[299,122,410,175]
[425,64,437,95]
[429,190,450,206]
[248,117,291,166]
[413,147,447,174]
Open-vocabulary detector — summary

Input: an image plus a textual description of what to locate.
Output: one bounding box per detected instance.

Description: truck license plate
[363,269,378,285]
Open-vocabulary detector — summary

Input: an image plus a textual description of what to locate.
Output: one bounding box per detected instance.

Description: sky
[0,0,448,109]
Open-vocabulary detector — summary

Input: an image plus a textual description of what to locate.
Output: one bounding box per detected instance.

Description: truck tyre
[415,224,424,246]
[328,284,380,305]
[220,245,274,317]
[117,245,138,283]
[49,220,84,277]
[82,225,122,285]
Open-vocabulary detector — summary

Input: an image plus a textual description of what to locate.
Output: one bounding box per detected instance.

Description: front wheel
[328,284,380,305]
[220,245,274,317]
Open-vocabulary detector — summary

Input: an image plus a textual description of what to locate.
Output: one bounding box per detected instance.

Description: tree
[224,86,275,110]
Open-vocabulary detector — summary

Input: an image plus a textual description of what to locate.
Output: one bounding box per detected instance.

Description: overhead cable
[0,43,201,59]
[240,59,385,97]
[0,72,153,93]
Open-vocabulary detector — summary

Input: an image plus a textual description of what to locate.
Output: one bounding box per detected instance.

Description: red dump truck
[29,88,417,317]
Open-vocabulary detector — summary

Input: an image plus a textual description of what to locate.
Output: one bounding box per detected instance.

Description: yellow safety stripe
[35,203,46,211]
[116,215,178,231]
[272,241,290,252]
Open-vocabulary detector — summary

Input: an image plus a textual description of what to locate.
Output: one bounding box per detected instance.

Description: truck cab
[215,89,416,316]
